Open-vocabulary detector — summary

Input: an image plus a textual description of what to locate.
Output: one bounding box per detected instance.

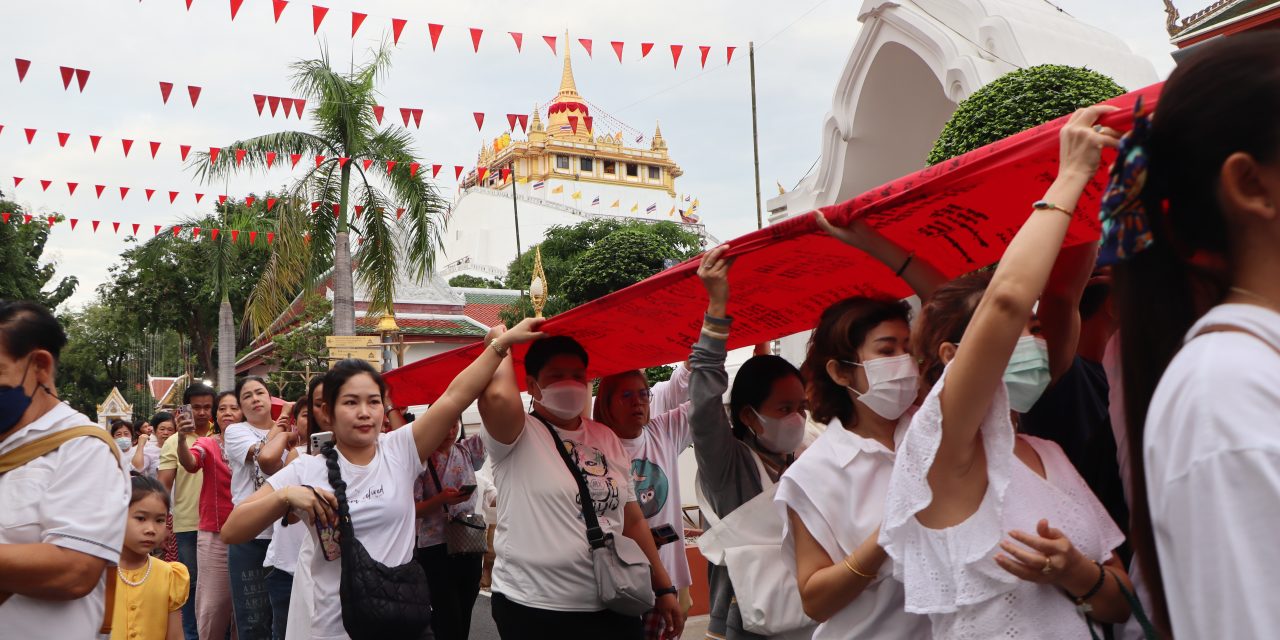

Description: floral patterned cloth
[414,435,486,547]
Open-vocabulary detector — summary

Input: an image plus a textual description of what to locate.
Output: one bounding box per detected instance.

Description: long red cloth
[385,82,1163,407]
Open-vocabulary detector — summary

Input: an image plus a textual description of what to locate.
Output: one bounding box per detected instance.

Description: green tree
[262,297,333,401]
[448,274,505,289]
[57,301,143,415]
[194,44,447,338]
[0,196,77,308]
[927,65,1124,165]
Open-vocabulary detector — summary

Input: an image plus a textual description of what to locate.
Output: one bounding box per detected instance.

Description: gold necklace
[1230,286,1280,308]
[117,556,153,587]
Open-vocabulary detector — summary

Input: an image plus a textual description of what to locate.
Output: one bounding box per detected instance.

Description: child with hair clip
[110,475,191,639]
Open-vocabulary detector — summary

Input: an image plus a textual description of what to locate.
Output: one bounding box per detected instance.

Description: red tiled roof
[464,303,507,327]
[149,377,177,402]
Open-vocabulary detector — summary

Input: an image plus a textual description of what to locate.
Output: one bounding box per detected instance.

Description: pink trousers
[197,530,237,640]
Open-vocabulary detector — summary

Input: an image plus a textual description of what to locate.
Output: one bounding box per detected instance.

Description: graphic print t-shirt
[619,403,693,589]
[484,414,637,612]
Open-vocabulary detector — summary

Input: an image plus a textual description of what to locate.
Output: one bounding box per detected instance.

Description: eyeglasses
[619,389,653,402]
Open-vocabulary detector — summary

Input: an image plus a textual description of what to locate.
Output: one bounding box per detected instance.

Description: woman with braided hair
[221,319,545,640]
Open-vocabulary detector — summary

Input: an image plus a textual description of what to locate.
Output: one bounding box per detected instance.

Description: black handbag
[321,443,432,640]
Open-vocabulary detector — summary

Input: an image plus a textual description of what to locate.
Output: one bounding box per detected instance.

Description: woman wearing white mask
[771,213,945,639]
[877,107,1136,639]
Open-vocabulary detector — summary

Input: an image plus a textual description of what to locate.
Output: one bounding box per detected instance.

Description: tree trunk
[332,165,356,336]
[218,297,235,391]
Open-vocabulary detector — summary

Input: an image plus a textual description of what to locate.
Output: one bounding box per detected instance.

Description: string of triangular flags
[136,3,738,70]
[531,183,701,220]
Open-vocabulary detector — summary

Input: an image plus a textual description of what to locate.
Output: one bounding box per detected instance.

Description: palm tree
[193,44,446,337]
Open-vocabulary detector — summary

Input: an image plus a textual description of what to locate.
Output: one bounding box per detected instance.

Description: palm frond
[351,185,399,317]
[189,131,334,184]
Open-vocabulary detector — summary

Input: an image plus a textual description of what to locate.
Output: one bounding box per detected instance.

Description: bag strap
[0,425,121,474]
[529,412,608,549]
[1085,568,1158,640]
[1194,323,1280,358]
[99,567,117,635]
[425,452,451,517]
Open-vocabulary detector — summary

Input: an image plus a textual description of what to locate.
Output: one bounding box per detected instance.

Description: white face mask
[841,353,920,420]
[115,437,132,452]
[750,407,806,454]
[535,380,589,421]
[1004,335,1051,413]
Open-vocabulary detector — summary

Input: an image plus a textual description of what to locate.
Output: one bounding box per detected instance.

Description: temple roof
[1167,0,1280,40]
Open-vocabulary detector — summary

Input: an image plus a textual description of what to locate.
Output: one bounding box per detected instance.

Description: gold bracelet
[488,339,510,358]
[1032,199,1073,217]
[842,554,875,579]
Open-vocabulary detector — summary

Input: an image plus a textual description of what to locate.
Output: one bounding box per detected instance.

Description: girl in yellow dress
[112,475,190,639]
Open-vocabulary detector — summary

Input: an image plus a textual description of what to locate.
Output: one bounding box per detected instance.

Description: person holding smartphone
[413,419,488,640]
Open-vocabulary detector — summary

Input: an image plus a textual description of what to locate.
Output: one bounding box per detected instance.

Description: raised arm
[478,331,530,446]
[816,212,948,302]
[174,413,201,474]
[414,318,545,461]
[257,411,295,476]
[649,361,690,417]
[1037,242,1099,383]
[934,106,1120,472]
[131,434,150,473]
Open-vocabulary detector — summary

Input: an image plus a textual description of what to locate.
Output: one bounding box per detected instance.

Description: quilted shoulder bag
[426,449,488,556]
[321,443,431,640]
[531,413,655,616]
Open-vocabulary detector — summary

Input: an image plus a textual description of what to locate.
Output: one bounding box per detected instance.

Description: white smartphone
[310,431,334,452]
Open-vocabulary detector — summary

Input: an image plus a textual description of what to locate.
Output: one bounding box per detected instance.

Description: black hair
[291,395,307,420]
[321,359,387,426]
[149,411,174,429]
[130,474,170,510]
[1079,280,1111,322]
[235,376,269,400]
[803,297,912,427]
[183,382,217,404]
[215,390,238,407]
[1113,33,1280,635]
[306,376,324,420]
[728,355,804,440]
[524,335,588,380]
[0,300,67,363]
[110,418,136,442]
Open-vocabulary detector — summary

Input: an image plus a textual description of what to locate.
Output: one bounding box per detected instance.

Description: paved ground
[467,592,710,639]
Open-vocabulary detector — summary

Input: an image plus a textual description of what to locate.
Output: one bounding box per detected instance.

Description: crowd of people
[1,33,1278,640]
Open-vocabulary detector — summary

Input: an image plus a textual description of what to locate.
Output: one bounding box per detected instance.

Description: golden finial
[529,246,548,318]
[776,180,786,195]
[559,30,579,96]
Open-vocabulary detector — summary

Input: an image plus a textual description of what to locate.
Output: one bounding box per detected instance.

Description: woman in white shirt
[221,319,545,640]
[1100,33,1280,638]
[132,412,174,478]
[877,106,1136,639]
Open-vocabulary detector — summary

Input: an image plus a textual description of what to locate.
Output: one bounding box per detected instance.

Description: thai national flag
[592,196,600,206]
[645,203,657,213]
[532,181,545,190]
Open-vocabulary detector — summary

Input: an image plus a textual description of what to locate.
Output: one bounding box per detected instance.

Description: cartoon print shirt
[483,413,638,612]
[618,401,694,590]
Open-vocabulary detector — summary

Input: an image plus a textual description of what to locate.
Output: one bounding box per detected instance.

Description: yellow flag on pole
[552,185,564,194]
[571,190,582,200]
[630,203,639,212]
[610,200,620,208]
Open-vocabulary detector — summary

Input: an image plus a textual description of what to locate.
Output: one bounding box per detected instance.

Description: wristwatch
[655,586,678,598]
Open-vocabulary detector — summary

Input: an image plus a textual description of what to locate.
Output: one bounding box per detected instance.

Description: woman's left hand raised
[994,518,1086,586]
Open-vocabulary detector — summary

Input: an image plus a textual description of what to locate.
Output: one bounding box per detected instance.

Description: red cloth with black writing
[385,82,1162,407]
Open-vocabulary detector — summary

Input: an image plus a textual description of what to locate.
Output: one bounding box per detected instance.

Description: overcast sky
[2,0,1204,310]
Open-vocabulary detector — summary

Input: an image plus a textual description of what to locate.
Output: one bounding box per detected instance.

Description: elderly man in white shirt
[0,301,131,638]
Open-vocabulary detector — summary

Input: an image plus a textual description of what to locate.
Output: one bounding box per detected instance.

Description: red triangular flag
[121,139,134,157]
[293,98,305,118]
[411,108,422,128]
[47,216,56,228]
[153,224,162,236]
[510,31,523,52]
[312,5,328,33]
[670,44,683,68]
[23,214,32,224]
[469,27,483,52]
[2,213,9,224]
[209,147,221,164]
[361,158,373,171]
[39,180,51,191]
[337,157,350,167]
[431,164,441,178]
[517,114,529,132]
[332,203,340,218]
[195,193,205,203]
[267,197,277,210]
[210,228,219,241]
[230,0,245,20]
[14,58,30,82]
[699,45,711,68]
[400,107,412,127]
[180,144,191,161]
[267,232,275,244]
[111,221,119,233]
[253,93,266,115]
[578,38,593,58]
[57,132,70,147]
[303,232,311,243]
[473,112,485,130]
[70,218,78,230]
[249,230,257,244]
[454,165,464,180]
[386,160,397,174]
[507,113,518,131]
[92,220,100,232]
[478,167,489,181]
[641,42,654,58]
[188,85,202,107]
[94,185,104,198]
[568,116,578,134]
[245,196,256,207]
[145,188,155,201]
[391,18,407,45]
[169,191,180,204]
[409,162,420,176]
[267,95,281,116]
[159,81,174,104]
[428,23,444,50]
[219,195,228,204]
[266,151,276,168]
[354,205,364,218]
[357,237,364,246]
[315,155,325,167]
[310,201,320,211]
[500,168,511,181]
[231,229,239,242]
[373,104,385,124]
[283,98,295,118]
[611,41,624,62]
[584,116,593,133]
[192,227,200,239]
[351,11,366,37]
[74,68,89,92]
[290,153,302,168]
[90,134,101,152]
[726,46,737,65]
[396,207,405,219]
[150,141,161,158]
[132,223,140,235]
[543,35,557,54]
[23,128,36,144]
[66,182,78,196]
[235,148,247,165]
[172,225,182,237]
[272,0,288,22]
[11,177,22,188]
[59,66,74,90]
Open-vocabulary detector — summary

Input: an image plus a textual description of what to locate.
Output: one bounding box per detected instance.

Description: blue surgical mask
[1004,336,1050,413]
[0,357,35,436]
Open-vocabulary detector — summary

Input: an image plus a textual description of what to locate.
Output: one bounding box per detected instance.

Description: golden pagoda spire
[530,104,544,132]
[559,29,580,98]
[651,121,667,151]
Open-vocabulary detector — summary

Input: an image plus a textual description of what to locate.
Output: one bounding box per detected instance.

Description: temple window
[648,166,661,180]
[555,155,570,170]
[580,157,594,172]
[626,163,638,177]
[603,160,616,175]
